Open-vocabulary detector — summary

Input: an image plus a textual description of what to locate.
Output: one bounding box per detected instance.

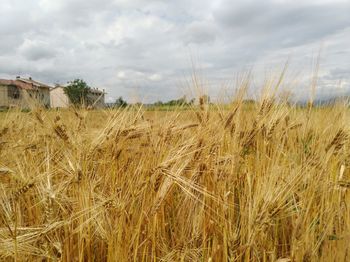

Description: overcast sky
[0,0,349,102]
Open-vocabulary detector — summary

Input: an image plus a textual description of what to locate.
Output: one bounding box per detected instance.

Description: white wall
[50,87,69,108]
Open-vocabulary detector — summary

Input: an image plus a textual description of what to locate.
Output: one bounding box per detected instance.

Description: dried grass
[0,85,350,261]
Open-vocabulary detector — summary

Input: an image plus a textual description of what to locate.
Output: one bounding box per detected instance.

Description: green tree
[115,96,128,108]
[188,98,195,105]
[64,79,90,106]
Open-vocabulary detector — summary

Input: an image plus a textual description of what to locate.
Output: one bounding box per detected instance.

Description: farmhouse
[50,85,106,108]
[0,77,51,108]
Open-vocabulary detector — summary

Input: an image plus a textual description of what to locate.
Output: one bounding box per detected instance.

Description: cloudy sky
[0,0,349,102]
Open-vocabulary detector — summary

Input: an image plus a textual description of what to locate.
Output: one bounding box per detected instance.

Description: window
[8,85,20,99]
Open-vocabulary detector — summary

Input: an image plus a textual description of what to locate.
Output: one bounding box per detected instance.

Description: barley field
[1,92,350,261]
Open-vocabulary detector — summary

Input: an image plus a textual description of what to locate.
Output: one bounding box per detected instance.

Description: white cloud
[0,0,349,102]
[117,71,127,79]
[148,73,162,81]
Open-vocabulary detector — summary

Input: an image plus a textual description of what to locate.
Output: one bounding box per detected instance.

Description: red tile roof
[0,78,51,90]
[17,78,51,89]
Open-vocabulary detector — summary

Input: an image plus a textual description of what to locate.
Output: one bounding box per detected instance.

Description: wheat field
[1,89,350,261]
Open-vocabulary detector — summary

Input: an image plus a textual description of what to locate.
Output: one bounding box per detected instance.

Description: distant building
[0,76,51,108]
[87,88,106,108]
[50,85,105,108]
[50,85,70,108]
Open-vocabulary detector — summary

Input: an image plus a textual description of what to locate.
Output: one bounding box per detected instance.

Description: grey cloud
[214,1,350,47]
[19,40,57,61]
[0,0,349,103]
[183,21,217,45]
[326,68,350,80]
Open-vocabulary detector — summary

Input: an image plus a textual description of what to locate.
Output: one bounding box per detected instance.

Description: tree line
[64,78,212,108]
